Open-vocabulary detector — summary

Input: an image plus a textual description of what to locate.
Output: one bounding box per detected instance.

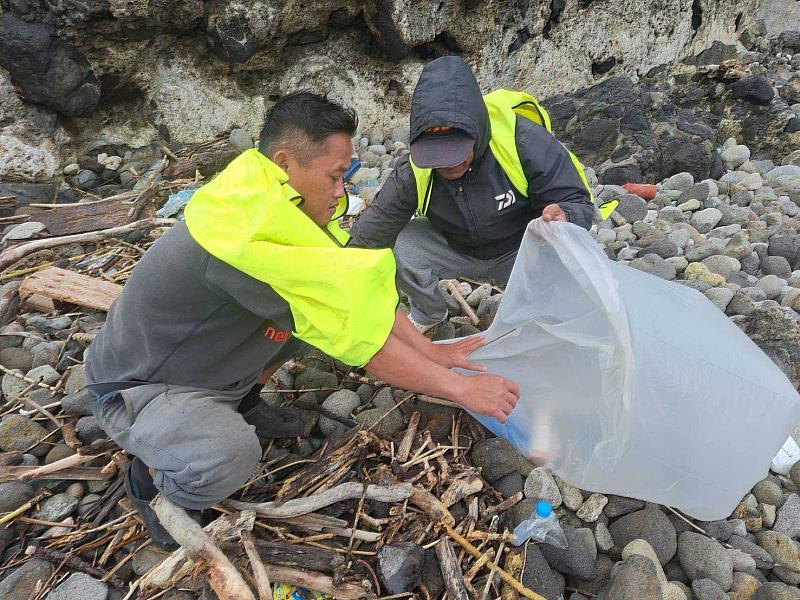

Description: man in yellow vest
[84,91,519,548]
[350,56,597,333]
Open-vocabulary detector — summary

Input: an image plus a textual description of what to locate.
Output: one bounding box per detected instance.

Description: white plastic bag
[465,220,800,520]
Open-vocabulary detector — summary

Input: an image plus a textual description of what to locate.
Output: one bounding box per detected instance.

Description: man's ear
[272,149,291,172]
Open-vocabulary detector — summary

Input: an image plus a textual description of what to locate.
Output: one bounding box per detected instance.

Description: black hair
[258,91,358,164]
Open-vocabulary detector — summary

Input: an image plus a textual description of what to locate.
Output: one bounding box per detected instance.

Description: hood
[410,56,490,160]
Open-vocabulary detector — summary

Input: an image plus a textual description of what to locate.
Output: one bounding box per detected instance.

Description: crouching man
[84,92,520,548]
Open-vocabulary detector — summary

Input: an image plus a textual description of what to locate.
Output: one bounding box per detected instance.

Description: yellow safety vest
[184,149,398,367]
[410,89,618,220]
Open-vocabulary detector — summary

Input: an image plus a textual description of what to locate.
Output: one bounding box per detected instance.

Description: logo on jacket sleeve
[496,189,516,211]
[264,325,292,342]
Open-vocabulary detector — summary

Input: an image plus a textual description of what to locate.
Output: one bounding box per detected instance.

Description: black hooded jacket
[349,56,594,260]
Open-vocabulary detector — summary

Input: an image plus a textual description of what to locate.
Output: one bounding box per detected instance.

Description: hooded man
[84,91,519,548]
[349,56,596,333]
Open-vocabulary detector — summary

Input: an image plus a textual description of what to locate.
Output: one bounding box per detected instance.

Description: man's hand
[541,203,568,222]
[456,374,520,422]
[431,336,487,371]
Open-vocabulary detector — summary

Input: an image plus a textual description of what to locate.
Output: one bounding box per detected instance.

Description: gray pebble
[691,577,728,600]
[677,531,733,590]
[763,255,793,278]
[0,558,53,600]
[318,390,360,437]
[0,347,33,372]
[76,416,106,443]
[524,467,563,507]
[470,438,526,483]
[540,525,597,580]
[33,492,79,522]
[0,481,34,512]
[47,572,108,600]
[522,542,565,598]
[0,415,48,453]
[608,507,677,565]
[773,493,800,539]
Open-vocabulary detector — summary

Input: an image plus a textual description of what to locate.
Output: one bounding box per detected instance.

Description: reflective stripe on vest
[410,89,618,222]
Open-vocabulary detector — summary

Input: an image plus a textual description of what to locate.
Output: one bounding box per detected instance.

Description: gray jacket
[349,56,594,259]
[84,222,295,394]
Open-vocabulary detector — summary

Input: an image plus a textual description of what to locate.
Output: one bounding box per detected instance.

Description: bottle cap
[535,500,552,518]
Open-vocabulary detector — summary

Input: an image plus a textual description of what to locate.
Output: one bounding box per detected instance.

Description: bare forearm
[392,309,439,361]
[365,332,463,401]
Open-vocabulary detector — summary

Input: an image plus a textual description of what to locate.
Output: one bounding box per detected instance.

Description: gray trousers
[394,218,517,325]
[92,338,310,510]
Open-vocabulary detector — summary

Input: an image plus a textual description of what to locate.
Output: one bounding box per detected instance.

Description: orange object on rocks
[622,183,657,200]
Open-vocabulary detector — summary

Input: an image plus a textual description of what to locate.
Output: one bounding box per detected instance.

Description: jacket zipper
[460,172,483,243]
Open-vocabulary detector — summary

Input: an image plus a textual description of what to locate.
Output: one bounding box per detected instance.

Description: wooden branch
[435,538,470,600]
[397,411,420,463]
[225,482,412,519]
[446,280,479,326]
[276,431,367,502]
[140,508,256,591]
[501,551,525,600]
[34,200,137,236]
[0,452,99,483]
[0,218,176,271]
[260,564,373,600]
[150,495,256,600]
[440,472,483,508]
[241,530,272,600]
[19,267,122,311]
[444,525,545,600]
[484,492,523,517]
[25,545,127,589]
[253,540,344,574]
[0,466,111,484]
[409,486,455,527]
[0,451,23,466]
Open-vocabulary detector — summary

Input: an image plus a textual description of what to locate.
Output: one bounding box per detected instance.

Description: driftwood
[225,482,413,519]
[34,200,138,236]
[253,540,344,574]
[278,512,381,542]
[260,565,374,600]
[440,471,483,508]
[0,466,111,484]
[0,195,18,217]
[0,453,100,483]
[396,411,420,462]
[168,145,240,179]
[0,217,176,271]
[241,530,272,600]
[25,545,127,589]
[140,509,256,591]
[276,431,374,501]
[410,486,455,527]
[150,495,256,600]
[435,538,470,600]
[19,267,122,311]
[20,293,56,313]
[446,279,480,326]
[444,525,545,600]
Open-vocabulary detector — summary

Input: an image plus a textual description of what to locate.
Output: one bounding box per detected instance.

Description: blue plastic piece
[343,158,361,182]
[535,500,552,518]
[156,188,196,220]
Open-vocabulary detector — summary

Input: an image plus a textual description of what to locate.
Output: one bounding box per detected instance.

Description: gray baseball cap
[410,128,474,169]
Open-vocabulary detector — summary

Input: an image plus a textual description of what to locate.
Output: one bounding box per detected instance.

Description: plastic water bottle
[511,500,568,548]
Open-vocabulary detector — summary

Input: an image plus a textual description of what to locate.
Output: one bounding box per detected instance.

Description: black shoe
[238,384,305,438]
[240,401,306,438]
[124,457,179,550]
